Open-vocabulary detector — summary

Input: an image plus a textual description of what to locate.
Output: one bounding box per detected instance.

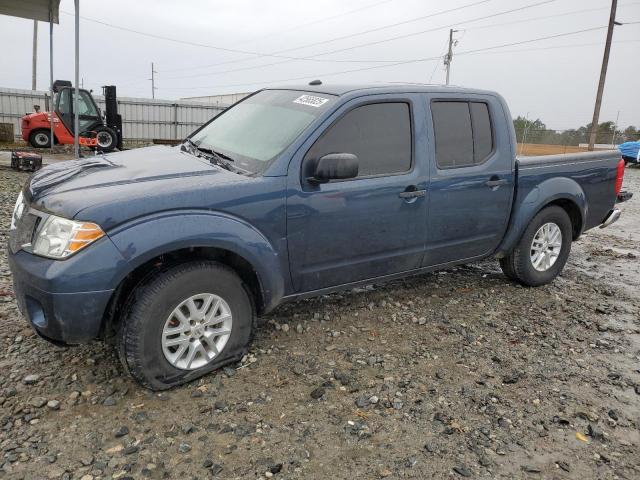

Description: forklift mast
[102,85,123,150]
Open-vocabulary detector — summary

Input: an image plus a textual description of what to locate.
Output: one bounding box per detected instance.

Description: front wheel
[499,206,572,286]
[117,261,255,390]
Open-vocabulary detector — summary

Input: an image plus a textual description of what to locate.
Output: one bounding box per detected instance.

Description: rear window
[305,102,412,177]
[431,101,494,169]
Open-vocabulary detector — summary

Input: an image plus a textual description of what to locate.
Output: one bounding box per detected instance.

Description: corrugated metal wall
[0,87,225,141]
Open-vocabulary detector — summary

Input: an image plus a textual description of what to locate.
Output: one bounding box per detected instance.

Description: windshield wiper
[182,138,233,171]
[182,139,251,175]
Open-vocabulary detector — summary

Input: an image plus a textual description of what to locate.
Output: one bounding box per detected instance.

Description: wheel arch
[101,246,266,341]
[496,177,586,258]
[99,211,287,340]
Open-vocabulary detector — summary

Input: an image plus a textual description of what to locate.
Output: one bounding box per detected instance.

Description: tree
[513,116,546,143]
[622,126,639,142]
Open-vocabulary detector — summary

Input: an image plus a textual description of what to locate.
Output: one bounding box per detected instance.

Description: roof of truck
[265,83,497,97]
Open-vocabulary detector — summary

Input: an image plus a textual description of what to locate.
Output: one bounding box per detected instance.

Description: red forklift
[21,80,123,152]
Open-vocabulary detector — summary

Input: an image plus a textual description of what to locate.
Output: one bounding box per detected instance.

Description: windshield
[189,90,336,173]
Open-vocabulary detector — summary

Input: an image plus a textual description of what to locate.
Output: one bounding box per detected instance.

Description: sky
[0,0,639,130]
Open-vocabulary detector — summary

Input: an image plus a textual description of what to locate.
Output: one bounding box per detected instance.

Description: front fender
[108,210,285,311]
[496,177,586,257]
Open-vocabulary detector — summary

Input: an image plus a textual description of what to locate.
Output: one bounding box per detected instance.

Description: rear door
[423,94,514,266]
[286,94,429,292]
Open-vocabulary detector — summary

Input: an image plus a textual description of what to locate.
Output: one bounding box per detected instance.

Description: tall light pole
[150,62,157,99]
[73,0,80,158]
[588,0,619,150]
[32,20,38,90]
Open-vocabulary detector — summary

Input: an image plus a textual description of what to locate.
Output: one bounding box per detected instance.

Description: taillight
[614,158,625,195]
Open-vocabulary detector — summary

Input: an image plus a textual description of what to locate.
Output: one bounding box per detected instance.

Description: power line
[161,0,557,81]
[232,0,396,47]
[160,25,613,92]
[266,0,491,56]
[461,38,640,56]
[463,1,640,31]
[156,0,493,73]
[56,10,408,65]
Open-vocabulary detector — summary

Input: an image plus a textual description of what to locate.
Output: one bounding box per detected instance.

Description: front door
[423,95,514,266]
[286,95,429,293]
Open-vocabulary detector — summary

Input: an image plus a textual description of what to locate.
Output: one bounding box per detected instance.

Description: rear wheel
[94,126,117,152]
[117,261,255,390]
[499,206,572,286]
[29,129,52,148]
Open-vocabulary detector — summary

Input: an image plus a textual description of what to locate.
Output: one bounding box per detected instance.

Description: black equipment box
[11,151,43,172]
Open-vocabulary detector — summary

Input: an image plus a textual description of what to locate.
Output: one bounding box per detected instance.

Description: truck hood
[27,145,223,200]
[26,145,263,228]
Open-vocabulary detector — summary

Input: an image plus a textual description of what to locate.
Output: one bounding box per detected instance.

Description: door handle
[485,177,508,188]
[399,188,426,199]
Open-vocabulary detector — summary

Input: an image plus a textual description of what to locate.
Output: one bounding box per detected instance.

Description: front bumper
[7,237,126,345]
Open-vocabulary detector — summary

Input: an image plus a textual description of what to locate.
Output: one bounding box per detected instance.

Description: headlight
[10,191,25,230]
[32,215,105,259]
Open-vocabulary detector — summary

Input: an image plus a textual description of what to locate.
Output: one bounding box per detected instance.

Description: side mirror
[308,153,359,184]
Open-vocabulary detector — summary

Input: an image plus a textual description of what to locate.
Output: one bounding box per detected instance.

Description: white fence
[0,87,227,141]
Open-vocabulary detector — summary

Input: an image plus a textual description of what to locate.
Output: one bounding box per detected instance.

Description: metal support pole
[49,2,54,153]
[150,62,156,99]
[32,20,38,90]
[588,0,618,151]
[73,0,80,158]
[173,103,178,139]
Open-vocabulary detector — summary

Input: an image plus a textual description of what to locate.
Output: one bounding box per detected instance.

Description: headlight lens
[33,215,105,259]
[10,191,25,230]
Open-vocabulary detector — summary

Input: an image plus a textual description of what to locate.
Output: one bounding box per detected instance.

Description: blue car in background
[619,140,640,165]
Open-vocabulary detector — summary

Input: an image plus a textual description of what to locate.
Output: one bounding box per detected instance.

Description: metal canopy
[0,0,60,23]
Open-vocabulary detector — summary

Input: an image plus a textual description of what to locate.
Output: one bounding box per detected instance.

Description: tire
[499,206,572,287]
[117,261,255,390]
[29,129,52,148]
[94,126,117,152]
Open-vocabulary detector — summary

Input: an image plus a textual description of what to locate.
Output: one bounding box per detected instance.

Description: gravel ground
[0,166,638,480]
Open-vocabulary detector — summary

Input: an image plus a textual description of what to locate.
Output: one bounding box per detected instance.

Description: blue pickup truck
[9,84,628,389]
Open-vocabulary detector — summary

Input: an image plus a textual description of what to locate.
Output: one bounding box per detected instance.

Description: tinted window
[306,102,411,177]
[432,101,473,168]
[470,102,493,162]
[432,101,494,168]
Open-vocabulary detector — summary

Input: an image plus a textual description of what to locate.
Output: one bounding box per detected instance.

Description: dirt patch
[0,168,638,479]
[518,143,594,156]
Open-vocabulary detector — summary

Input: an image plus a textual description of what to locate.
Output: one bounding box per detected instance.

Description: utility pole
[444,29,459,85]
[150,62,157,99]
[588,0,619,151]
[32,20,38,90]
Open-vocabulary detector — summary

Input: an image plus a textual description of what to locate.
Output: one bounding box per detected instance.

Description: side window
[56,89,70,115]
[432,101,494,169]
[431,101,473,168]
[305,102,412,177]
[78,91,99,116]
[470,102,493,162]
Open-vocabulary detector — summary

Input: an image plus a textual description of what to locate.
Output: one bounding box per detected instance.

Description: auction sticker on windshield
[293,95,329,107]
